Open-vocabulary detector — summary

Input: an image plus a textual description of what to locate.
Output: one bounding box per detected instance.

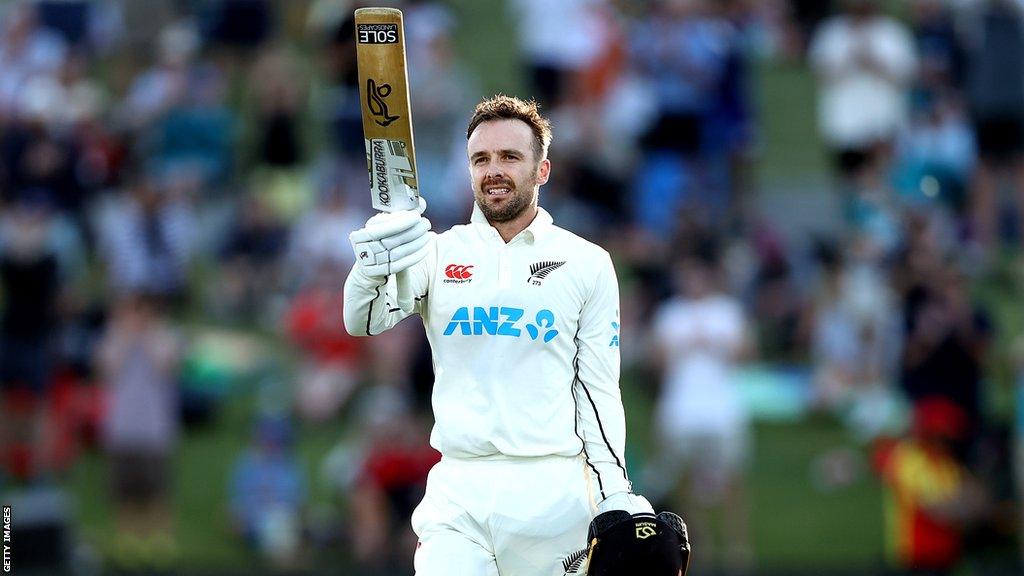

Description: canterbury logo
[445,264,474,280]
[367,78,399,127]
[528,260,565,285]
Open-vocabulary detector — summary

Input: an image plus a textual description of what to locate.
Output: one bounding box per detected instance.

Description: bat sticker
[357,23,399,44]
[366,138,417,211]
[367,78,400,127]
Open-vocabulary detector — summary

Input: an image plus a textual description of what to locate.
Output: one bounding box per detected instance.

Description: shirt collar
[470,203,554,243]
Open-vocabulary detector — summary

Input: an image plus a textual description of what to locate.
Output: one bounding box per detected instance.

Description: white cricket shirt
[344,204,631,499]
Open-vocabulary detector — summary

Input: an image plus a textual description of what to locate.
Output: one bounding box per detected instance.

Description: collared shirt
[467,202,554,243]
[344,204,631,500]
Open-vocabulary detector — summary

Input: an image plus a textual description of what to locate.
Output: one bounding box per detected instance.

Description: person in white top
[809,0,917,186]
[648,247,751,575]
[343,96,681,576]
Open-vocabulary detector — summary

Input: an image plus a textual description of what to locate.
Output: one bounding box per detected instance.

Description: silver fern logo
[561,547,587,574]
[528,260,566,285]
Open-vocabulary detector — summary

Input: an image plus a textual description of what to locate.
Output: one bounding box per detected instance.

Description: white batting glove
[597,492,655,515]
[350,197,432,278]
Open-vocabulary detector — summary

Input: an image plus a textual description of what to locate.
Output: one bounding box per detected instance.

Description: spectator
[630,0,736,234]
[16,122,87,215]
[874,398,988,575]
[899,262,991,454]
[892,91,976,213]
[20,51,107,135]
[96,172,195,301]
[960,0,1024,255]
[147,59,234,187]
[215,193,289,319]
[121,18,201,130]
[708,0,760,231]
[123,16,234,187]
[287,170,365,285]
[808,0,917,197]
[894,0,970,216]
[248,46,307,170]
[0,193,61,482]
[284,261,363,423]
[647,244,753,575]
[0,79,89,216]
[0,2,67,122]
[95,292,183,568]
[347,387,438,571]
[751,226,805,360]
[228,414,307,568]
[809,238,900,439]
[509,0,607,108]
[892,209,952,298]
[910,0,963,96]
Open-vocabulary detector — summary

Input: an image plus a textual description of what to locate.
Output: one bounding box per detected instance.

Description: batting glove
[350,197,432,278]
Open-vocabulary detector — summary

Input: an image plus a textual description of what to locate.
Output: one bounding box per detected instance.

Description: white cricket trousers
[411,453,595,576]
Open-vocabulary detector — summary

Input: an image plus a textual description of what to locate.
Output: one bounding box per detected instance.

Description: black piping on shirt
[573,328,608,499]
[366,282,385,336]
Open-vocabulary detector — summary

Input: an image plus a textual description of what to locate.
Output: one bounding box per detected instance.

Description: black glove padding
[585,510,691,576]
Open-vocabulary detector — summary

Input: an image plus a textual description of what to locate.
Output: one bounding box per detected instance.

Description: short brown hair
[466,95,552,161]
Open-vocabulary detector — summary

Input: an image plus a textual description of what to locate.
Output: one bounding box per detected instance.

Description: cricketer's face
[468,119,550,224]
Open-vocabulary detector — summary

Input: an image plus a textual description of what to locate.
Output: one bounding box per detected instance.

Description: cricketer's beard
[474,173,538,223]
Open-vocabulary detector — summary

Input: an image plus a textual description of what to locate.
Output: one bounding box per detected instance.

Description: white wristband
[598,492,654,515]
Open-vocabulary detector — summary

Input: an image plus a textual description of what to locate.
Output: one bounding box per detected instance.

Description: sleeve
[874,22,918,83]
[573,250,632,501]
[712,300,746,356]
[808,22,852,80]
[343,239,433,336]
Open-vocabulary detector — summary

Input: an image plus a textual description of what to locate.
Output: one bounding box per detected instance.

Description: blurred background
[0,0,1022,574]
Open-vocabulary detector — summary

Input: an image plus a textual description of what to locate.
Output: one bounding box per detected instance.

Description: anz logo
[443,307,559,343]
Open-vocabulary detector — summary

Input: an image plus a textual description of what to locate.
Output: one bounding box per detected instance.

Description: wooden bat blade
[355,7,419,213]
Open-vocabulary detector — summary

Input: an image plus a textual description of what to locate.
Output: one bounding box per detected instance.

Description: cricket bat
[354,7,419,213]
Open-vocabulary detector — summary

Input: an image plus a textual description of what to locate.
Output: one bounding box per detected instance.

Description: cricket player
[344,96,689,576]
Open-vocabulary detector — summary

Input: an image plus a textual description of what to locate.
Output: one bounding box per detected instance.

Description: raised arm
[343,199,433,336]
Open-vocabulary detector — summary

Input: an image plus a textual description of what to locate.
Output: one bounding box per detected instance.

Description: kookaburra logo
[367,78,399,127]
[528,260,566,285]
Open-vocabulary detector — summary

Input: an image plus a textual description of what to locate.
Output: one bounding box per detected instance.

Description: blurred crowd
[0,0,1022,575]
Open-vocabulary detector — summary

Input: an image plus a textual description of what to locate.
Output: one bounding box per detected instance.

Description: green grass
[445,0,526,97]
[69,390,258,569]
[67,383,360,572]
[750,420,883,569]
